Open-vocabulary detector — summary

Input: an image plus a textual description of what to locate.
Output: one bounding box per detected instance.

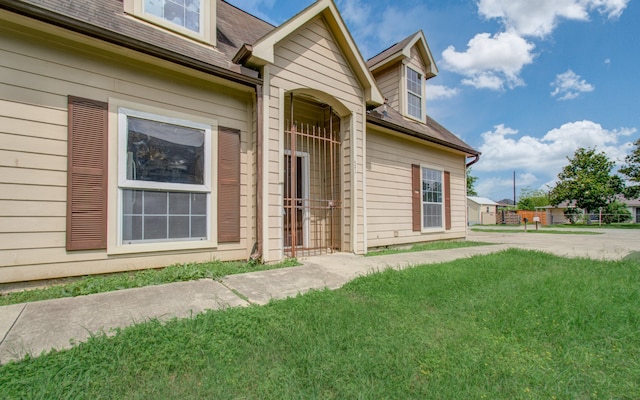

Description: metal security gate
[284,96,341,258]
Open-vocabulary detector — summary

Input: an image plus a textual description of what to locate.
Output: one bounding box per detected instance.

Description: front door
[284,152,308,249]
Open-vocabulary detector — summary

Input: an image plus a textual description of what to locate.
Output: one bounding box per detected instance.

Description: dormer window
[144,0,202,34]
[124,0,215,45]
[407,67,423,120]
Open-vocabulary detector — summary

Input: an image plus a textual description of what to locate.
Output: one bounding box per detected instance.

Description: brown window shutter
[411,164,421,231]
[444,171,451,230]
[66,96,108,251]
[218,126,241,242]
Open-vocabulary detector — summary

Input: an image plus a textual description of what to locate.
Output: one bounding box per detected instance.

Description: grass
[1,249,639,399]
[365,240,492,256]
[471,227,602,235]
[0,258,299,307]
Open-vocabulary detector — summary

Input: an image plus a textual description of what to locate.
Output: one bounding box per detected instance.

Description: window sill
[420,228,446,234]
[404,113,425,124]
[107,239,217,256]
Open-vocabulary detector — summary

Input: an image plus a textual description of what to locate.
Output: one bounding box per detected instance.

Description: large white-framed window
[421,166,444,230]
[118,107,212,244]
[407,66,423,120]
[124,0,214,44]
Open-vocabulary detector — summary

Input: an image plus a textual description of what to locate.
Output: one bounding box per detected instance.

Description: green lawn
[0,258,299,306]
[1,249,639,399]
[366,240,492,256]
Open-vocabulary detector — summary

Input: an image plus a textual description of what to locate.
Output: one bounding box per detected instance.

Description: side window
[407,67,423,120]
[421,167,443,229]
[118,107,211,244]
[412,165,450,232]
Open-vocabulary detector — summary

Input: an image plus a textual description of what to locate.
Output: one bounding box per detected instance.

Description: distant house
[0,0,479,283]
[467,197,498,225]
[538,201,579,225]
[541,197,640,224]
[620,197,640,223]
[496,199,515,207]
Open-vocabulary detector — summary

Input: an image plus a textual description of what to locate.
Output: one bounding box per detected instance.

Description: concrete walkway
[1,228,638,364]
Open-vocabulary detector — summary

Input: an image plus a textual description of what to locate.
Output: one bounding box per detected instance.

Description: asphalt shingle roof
[368,105,479,155]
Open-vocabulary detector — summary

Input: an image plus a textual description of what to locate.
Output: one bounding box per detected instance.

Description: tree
[549,147,624,212]
[620,138,640,199]
[602,200,632,224]
[517,187,549,210]
[467,168,478,196]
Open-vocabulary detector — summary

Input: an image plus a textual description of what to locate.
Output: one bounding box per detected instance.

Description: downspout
[466,154,480,168]
[252,84,264,260]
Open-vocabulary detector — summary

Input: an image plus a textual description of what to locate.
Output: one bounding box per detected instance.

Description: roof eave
[369,31,438,79]
[367,115,480,156]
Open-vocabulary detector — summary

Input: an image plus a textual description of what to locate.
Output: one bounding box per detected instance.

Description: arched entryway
[283,91,344,257]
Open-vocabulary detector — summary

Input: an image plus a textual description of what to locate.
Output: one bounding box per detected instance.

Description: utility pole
[513,171,516,207]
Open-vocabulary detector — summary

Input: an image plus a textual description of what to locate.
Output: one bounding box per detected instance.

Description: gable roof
[367,31,438,79]
[237,0,383,106]
[367,105,479,156]
[468,197,499,206]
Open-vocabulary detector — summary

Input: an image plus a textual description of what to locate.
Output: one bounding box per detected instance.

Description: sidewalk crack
[217,279,254,305]
[0,303,27,346]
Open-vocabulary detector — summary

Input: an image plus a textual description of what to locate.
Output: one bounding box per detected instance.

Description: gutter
[0,0,262,88]
[466,154,480,168]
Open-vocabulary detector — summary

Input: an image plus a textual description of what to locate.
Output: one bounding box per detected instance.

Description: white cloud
[442,0,629,90]
[426,84,460,101]
[441,32,535,90]
[588,0,630,18]
[475,121,635,175]
[474,121,636,199]
[550,70,595,100]
[478,0,630,37]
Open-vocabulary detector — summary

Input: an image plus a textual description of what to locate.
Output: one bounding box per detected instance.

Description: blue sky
[226,0,639,202]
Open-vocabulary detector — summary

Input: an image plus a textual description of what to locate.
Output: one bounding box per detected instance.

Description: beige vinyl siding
[264,16,366,259]
[373,63,400,109]
[366,127,467,248]
[0,19,255,282]
[407,45,426,76]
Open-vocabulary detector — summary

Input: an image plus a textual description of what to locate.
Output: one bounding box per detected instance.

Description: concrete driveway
[468,226,640,260]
